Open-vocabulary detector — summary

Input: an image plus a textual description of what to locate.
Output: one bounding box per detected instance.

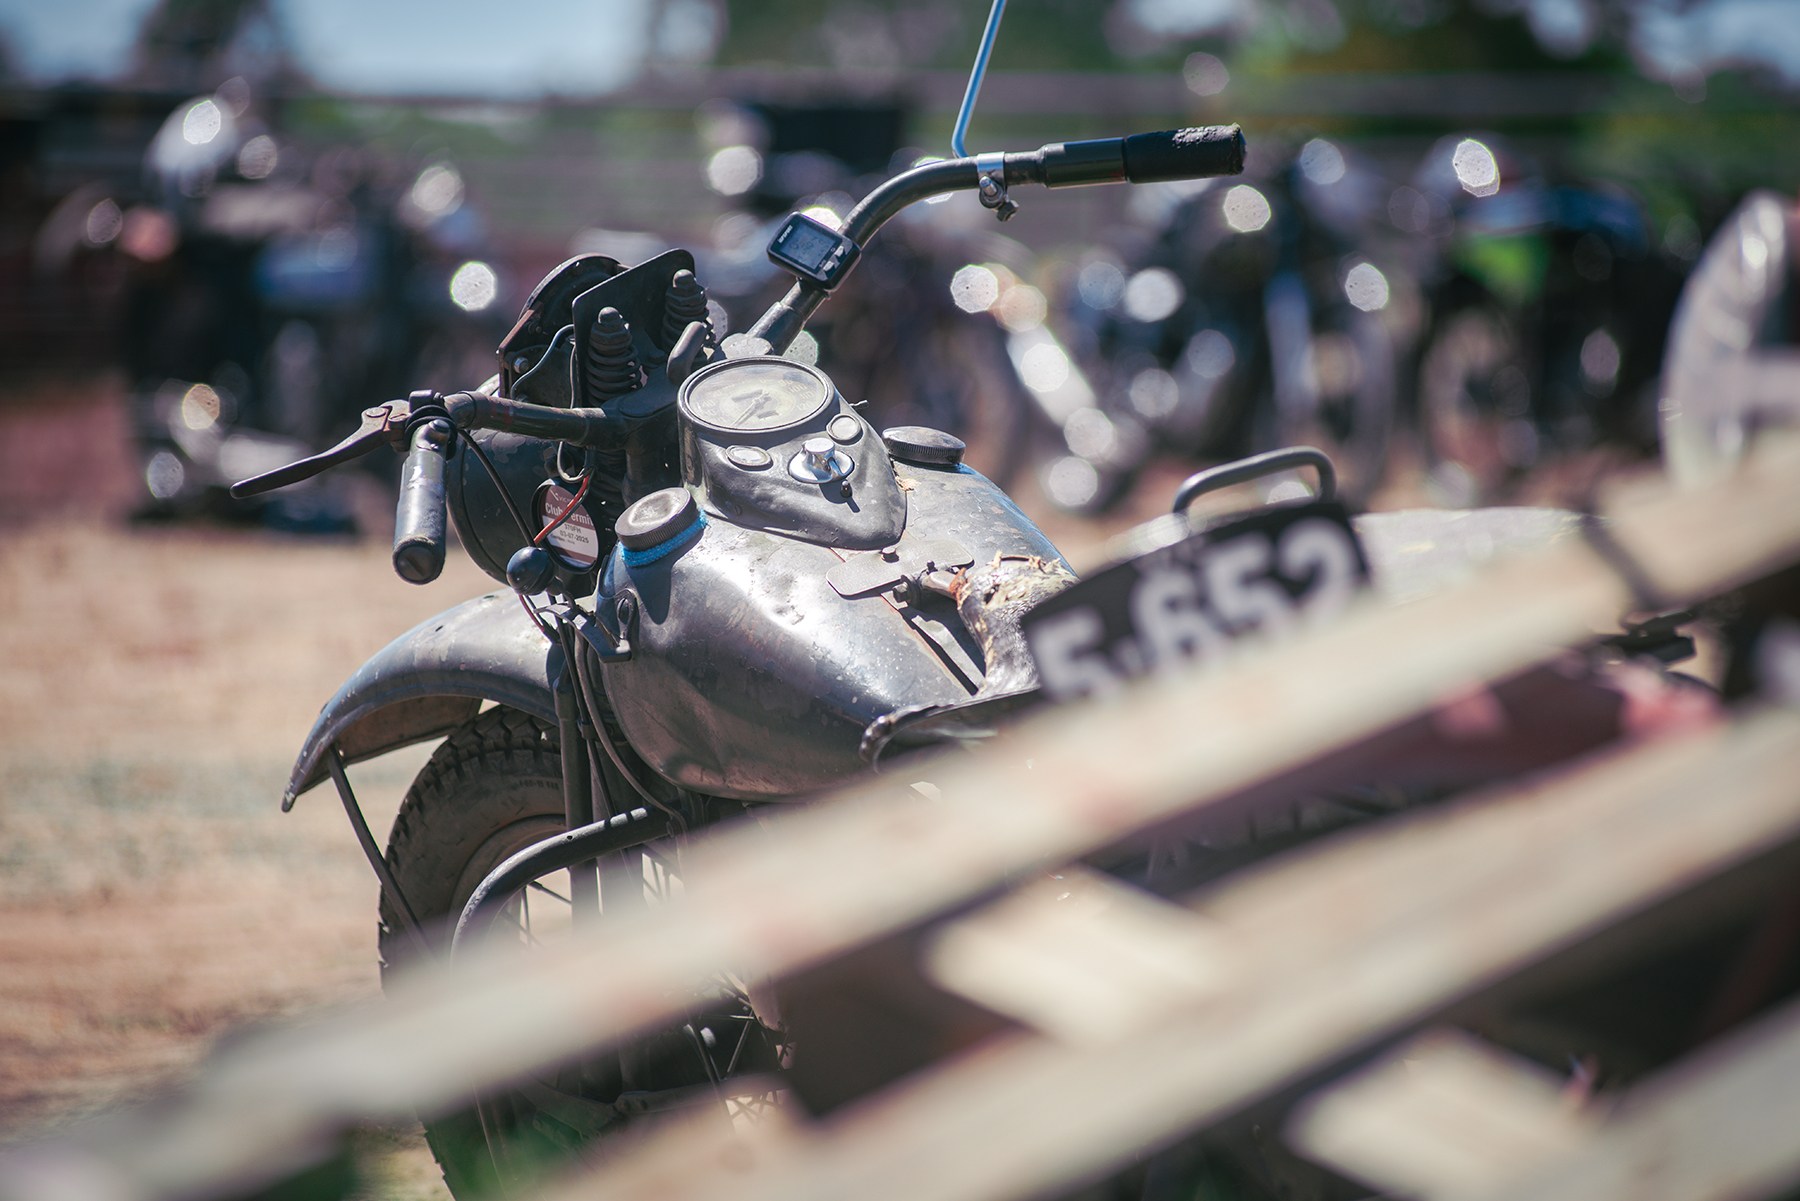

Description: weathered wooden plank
[1464,998,1800,1201]
[1287,1029,1599,1197]
[1292,999,1800,1201]
[566,707,1800,1201]
[8,438,1800,1201]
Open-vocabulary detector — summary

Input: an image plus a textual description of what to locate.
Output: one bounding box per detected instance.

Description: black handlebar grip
[1037,125,1245,188]
[1122,125,1245,184]
[392,419,452,584]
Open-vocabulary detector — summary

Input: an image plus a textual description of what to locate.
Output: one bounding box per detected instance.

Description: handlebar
[392,418,453,584]
[751,124,1245,350]
[231,121,1249,568]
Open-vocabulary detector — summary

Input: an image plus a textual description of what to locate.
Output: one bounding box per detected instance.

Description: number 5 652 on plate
[1022,502,1370,703]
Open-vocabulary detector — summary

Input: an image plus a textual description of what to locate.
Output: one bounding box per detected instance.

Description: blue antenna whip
[951,0,1007,159]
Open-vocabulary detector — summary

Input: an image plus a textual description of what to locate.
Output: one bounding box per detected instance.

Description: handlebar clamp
[975,151,1019,222]
[403,390,453,453]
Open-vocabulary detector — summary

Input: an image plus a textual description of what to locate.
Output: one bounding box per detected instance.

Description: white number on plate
[1030,520,1361,701]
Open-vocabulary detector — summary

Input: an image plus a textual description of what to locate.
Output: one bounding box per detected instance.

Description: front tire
[378,706,783,1198]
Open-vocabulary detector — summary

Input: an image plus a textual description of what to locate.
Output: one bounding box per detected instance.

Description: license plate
[1022,502,1370,703]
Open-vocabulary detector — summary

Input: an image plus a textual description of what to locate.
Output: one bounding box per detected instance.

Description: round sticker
[536,482,600,569]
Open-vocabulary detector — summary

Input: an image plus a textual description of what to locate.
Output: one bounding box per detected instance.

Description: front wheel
[378,706,785,1198]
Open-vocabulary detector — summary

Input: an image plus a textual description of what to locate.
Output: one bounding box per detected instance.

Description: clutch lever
[229,400,414,498]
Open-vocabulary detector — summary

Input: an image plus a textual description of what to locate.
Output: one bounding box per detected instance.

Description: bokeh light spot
[1186,329,1235,380]
[146,451,186,499]
[1344,262,1390,312]
[1123,267,1185,322]
[784,330,820,365]
[180,384,222,431]
[1064,407,1119,461]
[1077,260,1125,309]
[84,199,122,246]
[1452,139,1500,197]
[706,146,762,196]
[1183,52,1229,96]
[1019,342,1071,393]
[1298,139,1345,186]
[238,135,278,180]
[994,284,1047,333]
[182,99,222,145]
[950,264,1000,314]
[1128,367,1180,418]
[450,261,498,311]
[1043,455,1100,509]
[1222,185,1272,233]
[411,163,464,217]
[1580,328,1621,394]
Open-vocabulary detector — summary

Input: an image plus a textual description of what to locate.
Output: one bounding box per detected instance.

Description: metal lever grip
[228,400,410,498]
[392,420,452,584]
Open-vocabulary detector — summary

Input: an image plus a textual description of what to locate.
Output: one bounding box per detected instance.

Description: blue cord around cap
[621,511,707,568]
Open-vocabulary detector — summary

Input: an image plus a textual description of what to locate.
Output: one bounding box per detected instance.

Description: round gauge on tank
[681,359,833,434]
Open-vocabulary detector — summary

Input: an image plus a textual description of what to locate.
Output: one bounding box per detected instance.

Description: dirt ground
[0,377,515,1195]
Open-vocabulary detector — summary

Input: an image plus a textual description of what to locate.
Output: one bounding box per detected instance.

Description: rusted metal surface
[950,552,1080,696]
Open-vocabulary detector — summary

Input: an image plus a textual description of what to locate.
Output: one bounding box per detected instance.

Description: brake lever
[228,400,414,498]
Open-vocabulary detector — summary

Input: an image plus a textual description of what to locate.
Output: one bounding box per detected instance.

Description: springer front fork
[326,608,681,960]
[553,622,602,926]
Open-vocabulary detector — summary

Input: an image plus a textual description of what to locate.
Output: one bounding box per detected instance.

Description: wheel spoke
[527,879,571,905]
[724,1015,753,1076]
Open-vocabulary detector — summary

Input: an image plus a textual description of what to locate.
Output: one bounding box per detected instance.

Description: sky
[0,0,653,96]
[2,0,1797,95]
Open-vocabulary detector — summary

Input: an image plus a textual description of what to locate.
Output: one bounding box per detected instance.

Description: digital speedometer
[766,211,861,290]
[680,359,833,434]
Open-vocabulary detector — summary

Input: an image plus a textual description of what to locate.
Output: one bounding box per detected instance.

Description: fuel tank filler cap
[882,426,966,467]
[616,487,700,551]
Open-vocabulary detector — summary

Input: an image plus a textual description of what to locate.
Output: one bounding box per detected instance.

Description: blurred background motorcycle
[1044,133,1409,513]
[119,85,510,530]
[1401,129,1688,505]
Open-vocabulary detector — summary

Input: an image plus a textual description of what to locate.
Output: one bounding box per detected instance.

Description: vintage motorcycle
[230,69,1252,1192]
[228,12,1742,1195]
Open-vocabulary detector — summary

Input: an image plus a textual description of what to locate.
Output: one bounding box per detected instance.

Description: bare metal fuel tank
[594,356,1065,801]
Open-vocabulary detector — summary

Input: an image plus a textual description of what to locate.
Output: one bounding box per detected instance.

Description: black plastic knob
[507,545,556,594]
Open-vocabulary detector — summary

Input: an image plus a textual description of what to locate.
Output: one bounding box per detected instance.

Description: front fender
[283,591,560,808]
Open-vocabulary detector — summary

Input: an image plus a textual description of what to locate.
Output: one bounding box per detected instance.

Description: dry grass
[0,498,495,1196]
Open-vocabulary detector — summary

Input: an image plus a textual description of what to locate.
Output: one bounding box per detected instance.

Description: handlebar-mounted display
[766,212,862,292]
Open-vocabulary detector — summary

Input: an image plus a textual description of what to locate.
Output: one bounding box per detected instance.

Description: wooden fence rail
[4,435,1800,1201]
